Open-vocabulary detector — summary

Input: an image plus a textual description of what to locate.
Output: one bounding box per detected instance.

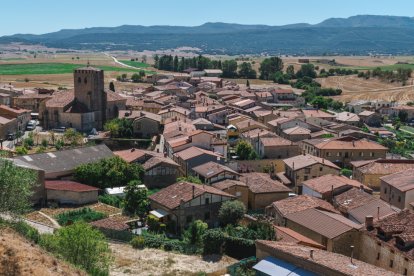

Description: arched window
[77,77,81,83]
[84,77,87,84]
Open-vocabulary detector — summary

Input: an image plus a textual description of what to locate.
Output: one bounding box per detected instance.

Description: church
[40,66,126,132]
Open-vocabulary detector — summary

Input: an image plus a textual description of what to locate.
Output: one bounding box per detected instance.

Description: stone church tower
[73,66,107,129]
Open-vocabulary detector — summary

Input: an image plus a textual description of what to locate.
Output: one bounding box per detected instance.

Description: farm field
[318,75,414,102]
[119,60,150,68]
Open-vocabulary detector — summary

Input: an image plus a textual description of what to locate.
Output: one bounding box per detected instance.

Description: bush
[218,200,246,226]
[224,236,256,259]
[142,233,164,249]
[130,236,145,249]
[183,220,208,247]
[202,229,225,255]
[163,239,185,252]
[12,221,40,243]
[98,194,123,208]
[15,146,28,155]
[56,207,107,226]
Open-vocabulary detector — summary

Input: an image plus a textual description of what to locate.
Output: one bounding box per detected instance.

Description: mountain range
[3,15,414,55]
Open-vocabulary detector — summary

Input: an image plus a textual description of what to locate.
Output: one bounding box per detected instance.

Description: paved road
[105,53,141,69]
[0,213,55,234]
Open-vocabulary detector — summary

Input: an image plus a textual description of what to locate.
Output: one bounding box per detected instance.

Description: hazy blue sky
[1,0,413,35]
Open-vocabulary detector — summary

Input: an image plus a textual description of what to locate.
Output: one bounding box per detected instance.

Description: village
[1,55,414,276]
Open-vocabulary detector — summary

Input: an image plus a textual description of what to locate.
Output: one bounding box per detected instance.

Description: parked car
[53,126,67,133]
[7,133,15,141]
[26,120,37,131]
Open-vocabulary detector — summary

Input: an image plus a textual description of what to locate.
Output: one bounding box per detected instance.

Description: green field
[119,60,150,68]
[0,63,153,75]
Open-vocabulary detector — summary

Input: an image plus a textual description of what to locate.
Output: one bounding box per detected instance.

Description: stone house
[380,169,414,210]
[281,126,311,142]
[281,154,340,193]
[359,111,382,127]
[118,110,161,138]
[351,159,414,190]
[0,104,30,134]
[173,146,224,176]
[45,180,99,205]
[0,116,17,139]
[212,179,249,207]
[258,136,300,159]
[359,209,414,275]
[240,172,291,210]
[143,156,180,188]
[335,112,361,126]
[301,136,388,167]
[148,182,235,232]
[13,93,52,112]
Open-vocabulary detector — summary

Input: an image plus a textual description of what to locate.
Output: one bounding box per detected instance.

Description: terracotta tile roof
[271,195,338,217]
[255,241,397,276]
[192,161,239,178]
[45,90,74,108]
[45,180,99,192]
[354,159,414,175]
[380,169,414,192]
[143,156,179,170]
[114,148,159,163]
[335,188,378,211]
[302,174,371,195]
[309,137,388,151]
[90,215,130,231]
[335,112,360,122]
[359,110,376,117]
[274,226,325,249]
[149,182,235,210]
[285,208,361,239]
[240,172,291,194]
[260,136,294,147]
[241,128,276,139]
[284,154,340,171]
[212,179,247,190]
[106,91,126,102]
[174,146,222,161]
[347,199,397,224]
[0,104,30,114]
[282,126,311,135]
[302,109,335,118]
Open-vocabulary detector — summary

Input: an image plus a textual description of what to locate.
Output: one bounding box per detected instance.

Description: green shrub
[130,236,145,249]
[163,239,185,252]
[142,233,164,249]
[12,221,40,243]
[56,207,107,226]
[147,215,161,232]
[218,200,246,226]
[98,194,123,208]
[202,229,225,255]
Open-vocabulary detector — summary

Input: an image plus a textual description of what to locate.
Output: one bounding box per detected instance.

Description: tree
[286,65,295,77]
[296,64,317,78]
[42,222,112,275]
[74,156,144,189]
[124,180,148,217]
[141,55,147,64]
[259,57,283,80]
[183,220,208,247]
[222,60,238,78]
[218,200,246,226]
[104,118,133,138]
[173,56,179,72]
[238,62,257,79]
[246,79,250,88]
[0,160,37,215]
[235,140,258,160]
[131,73,142,83]
[109,81,115,92]
[398,110,409,123]
[63,128,83,146]
[176,175,202,184]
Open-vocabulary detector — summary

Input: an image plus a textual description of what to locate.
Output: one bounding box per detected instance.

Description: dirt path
[109,241,237,276]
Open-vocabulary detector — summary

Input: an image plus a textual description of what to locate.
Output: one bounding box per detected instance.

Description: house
[45,180,99,205]
[143,156,180,188]
[335,112,361,126]
[301,136,388,167]
[212,179,249,207]
[203,69,223,77]
[90,215,138,240]
[240,172,291,210]
[13,92,53,112]
[382,105,414,121]
[283,208,361,256]
[280,126,311,142]
[258,136,299,159]
[0,116,17,140]
[380,169,414,210]
[334,188,396,224]
[158,106,190,123]
[118,110,161,138]
[255,241,396,276]
[351,159,414,190]
[114,148,159,164]
[281,154,340,192]
[359,209,414,275]
[265,194,338,227]
[302,109,335,121]
[231,99,256,110]
[13,144,114,179]
[148,181,235,232]
[359,110,382,127]
[191,161,240,184]
[173,146,224,176]
[301,174,371,201]
[0,104,31,134]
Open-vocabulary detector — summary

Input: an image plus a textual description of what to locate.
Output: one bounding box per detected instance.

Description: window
[186,215,193,223]
[205,198,210,205]
[304,168,311,174]
[390,260,394,268]
[319,167,323,172]
[377,252,380,260]
[304,176,308,181]
[398,196,401,203]
[384,188,387,194]
[370,152,375,157]
[326,152,331,157]
[360,152,364,157]
[204,212,210,220]
[404,268,408,276]
[236,191,241,197]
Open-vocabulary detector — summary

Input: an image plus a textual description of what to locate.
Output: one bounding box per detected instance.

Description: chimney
[292,162,295,170]
[350,245,355,265]
[248,121,251,127]
[192,185,195,198]
[310,249,314,259]
[377,206,380,220]
[131,148,135,152]
[365,215,374,230]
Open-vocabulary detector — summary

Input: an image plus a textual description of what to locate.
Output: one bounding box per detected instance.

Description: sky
[1,0,414,36]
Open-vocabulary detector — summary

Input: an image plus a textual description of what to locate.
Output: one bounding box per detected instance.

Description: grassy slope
[333,63,414,71]
[0,63,152,75]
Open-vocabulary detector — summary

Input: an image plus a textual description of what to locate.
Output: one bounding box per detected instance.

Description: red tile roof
[240,172,291,194]
[274,226,325,249]
[271,194,338,216]
[45,180,98,192]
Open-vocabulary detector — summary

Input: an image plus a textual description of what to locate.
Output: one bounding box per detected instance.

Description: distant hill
[3,15,414,55]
